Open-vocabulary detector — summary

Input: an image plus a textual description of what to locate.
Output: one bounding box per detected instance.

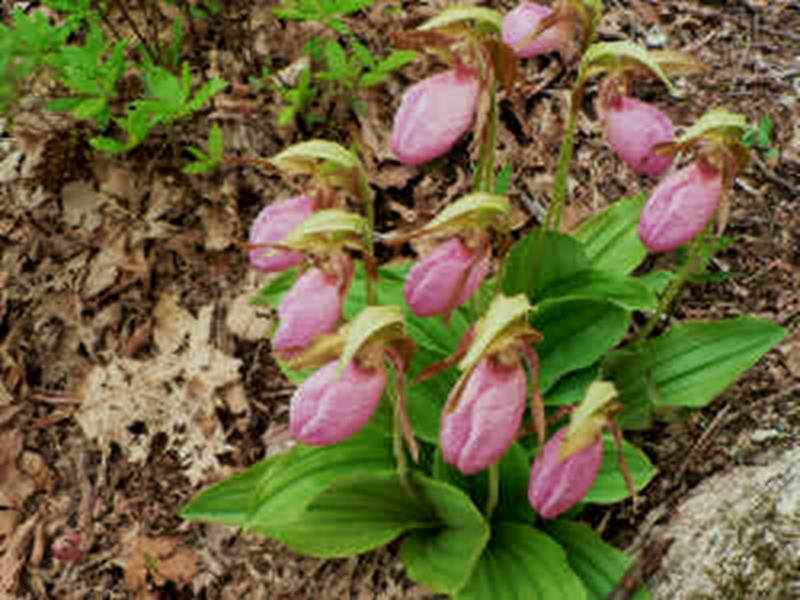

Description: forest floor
[1,1,799,598]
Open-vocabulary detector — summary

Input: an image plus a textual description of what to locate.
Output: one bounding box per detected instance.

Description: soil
[1,1,798,599]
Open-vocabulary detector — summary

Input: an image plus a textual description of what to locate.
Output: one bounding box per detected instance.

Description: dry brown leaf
[120,528,199,594]
[782,333,800,379]
[201,204,238,251]
[76,296,240,483]
[82,230,127,299]
[0,513,37,596]
[225,279,272,342]
[0,431,36,509]
[61,180,103,231]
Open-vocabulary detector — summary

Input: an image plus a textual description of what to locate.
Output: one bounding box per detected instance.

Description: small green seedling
[91,62,227,153]
[742,115,778,161]
[274,0,374,34]
[45,23,127,129]
[183,123,224,174]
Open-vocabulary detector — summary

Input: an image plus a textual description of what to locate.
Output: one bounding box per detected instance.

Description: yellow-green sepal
[579,41,675,94]
[270,140,371,200]
[338,305,408,374]
[284,209,367,252]
[458,294,534,374]
[421,192,510,236]
[418,6,503,33]
[677,108,748,146]
[561,381,618,458]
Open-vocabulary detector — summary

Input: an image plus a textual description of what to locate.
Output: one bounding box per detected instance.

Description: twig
[675,403,733,479]
[113,0,158,63]
[607,538,675,600]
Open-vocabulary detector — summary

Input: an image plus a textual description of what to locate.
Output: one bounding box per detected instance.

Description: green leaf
[495,164,513,195]
[532,299,630,392]
[584,435,656,503]
[247,423,394,537]
[400,475,490,594]
[265,471,434,557]
[359,71,389,88]
[89,136,128,154]
[182,160,212,175]
[377,49,417,73]
[350,40,375,68]
[574,194,648,274]
[46,97,84,112]
[458,522,587,600]
[180,458,276,526]
[539,270,658,312]
[207,123,223,160]
[504,230,591,302]
[638,270,674,296]
[544,520,649,600]
[418,6,503,32]
[604,317,786,429]
[72,96,107,120]
[545,366,601,407]
[432,443,536,525]
[251,268,299,307]
[188,76,228,113]
[323,39,350,76]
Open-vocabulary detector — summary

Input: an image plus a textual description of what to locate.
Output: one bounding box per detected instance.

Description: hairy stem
[635,233,710,342]
[485,463,500,520]
[390,384,414,498]
[544,88,582,232]
[361,179,377,305]
[473,81,498,193]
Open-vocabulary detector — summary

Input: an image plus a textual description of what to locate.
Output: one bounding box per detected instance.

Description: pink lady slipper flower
[528,427,603,519]
[273,257,353,357]
[390,69,481,166]
[404,237,491,320]
[603,97,675,177]
[249,195,315,272]
[441,356,528,475]
[639,160,723,253]
[502,2,571,58]
[290,359,387,446]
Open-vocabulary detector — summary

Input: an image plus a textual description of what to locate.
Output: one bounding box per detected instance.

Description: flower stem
[485,463,500,520]
[544,89,582,232]
[474,81,498,194]
[361,179,378,306]
[635,233,710,343]
[389,383,414,498]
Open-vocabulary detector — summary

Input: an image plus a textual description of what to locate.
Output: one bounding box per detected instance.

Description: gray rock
[649,449,800,600]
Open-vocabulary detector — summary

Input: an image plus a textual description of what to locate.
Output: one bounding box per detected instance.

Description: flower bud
[404,237,490,319]
[390,69,481,166]
[441,356,527,475]
[273,265,347,356]
[603,97,675,177]
[502,2,570,58]
[290,359,386,445]
[528,427,603,519]
[638,161,723,253]
[249,195,315,272]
